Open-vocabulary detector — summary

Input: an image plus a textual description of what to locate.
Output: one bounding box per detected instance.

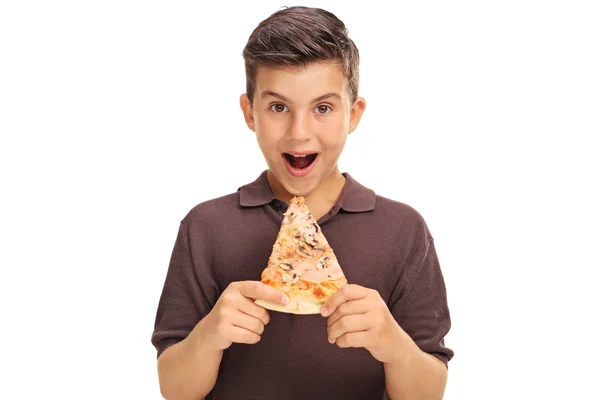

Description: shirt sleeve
[150,221,217,358]
[389,235,454,366]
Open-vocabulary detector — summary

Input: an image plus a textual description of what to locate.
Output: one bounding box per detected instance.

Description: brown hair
[242,6,360,105]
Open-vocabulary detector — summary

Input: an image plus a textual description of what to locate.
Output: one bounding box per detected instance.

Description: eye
[315,104,332,115]
[269,103,288,113]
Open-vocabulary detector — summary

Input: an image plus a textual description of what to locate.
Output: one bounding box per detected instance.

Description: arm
[383,328,448,400]
[384,235,453,399]
[323,232,452,399]
[152,221,219,399]
[156,281,289,400]
[157,318,223,400]
[323,285,449,400]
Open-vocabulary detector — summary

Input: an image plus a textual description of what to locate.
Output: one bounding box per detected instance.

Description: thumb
[238,281,289,305]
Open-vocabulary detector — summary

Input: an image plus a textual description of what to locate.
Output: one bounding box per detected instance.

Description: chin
[271,169,319,197]
[281,180,317,197]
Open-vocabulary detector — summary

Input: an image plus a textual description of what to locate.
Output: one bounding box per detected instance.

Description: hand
[196,281,289,350]
[321,284,405,363]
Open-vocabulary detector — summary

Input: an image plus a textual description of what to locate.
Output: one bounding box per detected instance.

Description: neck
[267,166,346,221]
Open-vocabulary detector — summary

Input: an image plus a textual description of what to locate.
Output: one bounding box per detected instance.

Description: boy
[151,6,453,400]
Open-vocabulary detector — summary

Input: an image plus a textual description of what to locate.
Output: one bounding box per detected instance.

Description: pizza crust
[255,295,324,315]
[258,271,346,315]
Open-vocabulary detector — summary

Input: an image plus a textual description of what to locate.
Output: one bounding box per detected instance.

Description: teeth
[291,154,307,158]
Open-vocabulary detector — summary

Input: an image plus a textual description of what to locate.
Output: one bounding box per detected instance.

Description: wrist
[385,325,420,367]
[189,317,224,357]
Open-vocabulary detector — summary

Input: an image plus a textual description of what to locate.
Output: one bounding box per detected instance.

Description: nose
[285,112,312,142]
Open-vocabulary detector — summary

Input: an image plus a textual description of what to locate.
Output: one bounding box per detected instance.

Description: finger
[327,314,370,344]
[237,299,271,326]
[326,299,370,328]
[321,284,368,317]
[230,311,266,336]
[336,331,372,349]
[238,281,289,305]
[225,325,262,345]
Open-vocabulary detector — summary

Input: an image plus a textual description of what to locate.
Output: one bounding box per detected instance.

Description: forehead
[255,61,348,102]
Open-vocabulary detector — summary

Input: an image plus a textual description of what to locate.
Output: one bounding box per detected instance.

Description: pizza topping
[321,256,331,265]
[304,233,319,247]
[284,257,342,283]
[263,195,347,293]
[296,242,312,258]
[282,271,299,285]
[292,259,313,275]
[301,265,344,283]
[316,256,332,270]
[282,272,292,284]
[279,262,293,271]
[304,223,317,234]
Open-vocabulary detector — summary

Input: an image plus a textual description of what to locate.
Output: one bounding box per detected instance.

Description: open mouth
[283,153,318,170]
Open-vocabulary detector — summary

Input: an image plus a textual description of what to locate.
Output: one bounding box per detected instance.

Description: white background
[1,0,598,399]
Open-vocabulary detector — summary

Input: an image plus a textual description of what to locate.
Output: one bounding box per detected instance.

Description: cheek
[255,118,280,147]
[320,120,348,151]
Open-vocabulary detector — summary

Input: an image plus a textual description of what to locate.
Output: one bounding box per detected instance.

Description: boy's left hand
[321,284,404,364]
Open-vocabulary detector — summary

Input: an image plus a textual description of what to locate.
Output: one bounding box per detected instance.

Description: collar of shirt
[238,170,376,214]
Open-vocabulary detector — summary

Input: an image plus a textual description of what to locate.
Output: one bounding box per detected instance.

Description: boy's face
[240,61,366,197]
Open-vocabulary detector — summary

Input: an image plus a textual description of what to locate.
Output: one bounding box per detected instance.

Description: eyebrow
[260,90,342,103]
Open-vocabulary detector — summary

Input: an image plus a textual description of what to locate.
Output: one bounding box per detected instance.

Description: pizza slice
[255,196,347,314]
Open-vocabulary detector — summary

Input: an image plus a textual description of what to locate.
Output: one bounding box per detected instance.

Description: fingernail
[328,337,334,344]
[320,307,328,317]
[281,295,289,305]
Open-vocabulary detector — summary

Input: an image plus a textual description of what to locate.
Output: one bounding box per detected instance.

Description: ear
[348,97,366,134]
[240,93,256,132]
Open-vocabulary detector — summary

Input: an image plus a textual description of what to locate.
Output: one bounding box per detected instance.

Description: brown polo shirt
[151,170,453,400]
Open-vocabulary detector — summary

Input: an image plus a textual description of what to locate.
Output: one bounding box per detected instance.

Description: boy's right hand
[195,281,289,350]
